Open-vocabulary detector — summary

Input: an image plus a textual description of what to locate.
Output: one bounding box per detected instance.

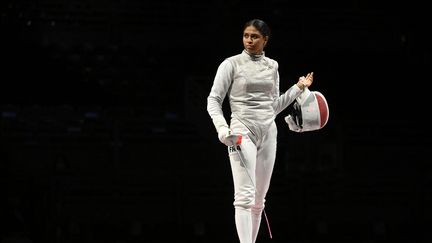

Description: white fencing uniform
[207,49,304,243]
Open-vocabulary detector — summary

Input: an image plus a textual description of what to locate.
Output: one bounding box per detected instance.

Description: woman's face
[243,25,268,55]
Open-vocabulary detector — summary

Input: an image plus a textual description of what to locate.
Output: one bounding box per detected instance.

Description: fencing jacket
[207,49,303,142]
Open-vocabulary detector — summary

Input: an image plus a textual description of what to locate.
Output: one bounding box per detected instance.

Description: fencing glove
[218,126,236,146]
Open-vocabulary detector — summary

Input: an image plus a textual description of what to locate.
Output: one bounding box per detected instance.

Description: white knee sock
[251,210,262,243]
[235,207,252,243]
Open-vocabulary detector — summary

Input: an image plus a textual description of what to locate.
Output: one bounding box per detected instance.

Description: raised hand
[297,72,313,90]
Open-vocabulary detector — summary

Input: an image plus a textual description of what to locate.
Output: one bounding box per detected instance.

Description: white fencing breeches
[228,121,277,243]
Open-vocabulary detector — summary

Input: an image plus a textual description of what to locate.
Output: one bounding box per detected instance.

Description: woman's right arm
[207,59,234,133]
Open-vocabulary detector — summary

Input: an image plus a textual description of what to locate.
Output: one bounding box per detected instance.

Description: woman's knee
[233,195,255,210]
[251,204,264,214]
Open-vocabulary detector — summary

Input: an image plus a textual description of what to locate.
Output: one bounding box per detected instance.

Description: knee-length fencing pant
[228,120,277,243]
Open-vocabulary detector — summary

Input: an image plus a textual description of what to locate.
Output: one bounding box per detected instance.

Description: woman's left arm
[272,67,303,115]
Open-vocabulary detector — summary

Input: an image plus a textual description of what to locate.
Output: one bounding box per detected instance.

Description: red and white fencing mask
[285,88,329,132]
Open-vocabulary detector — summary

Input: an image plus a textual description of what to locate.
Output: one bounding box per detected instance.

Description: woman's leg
[252,123,277,243]
[228,133,257,243]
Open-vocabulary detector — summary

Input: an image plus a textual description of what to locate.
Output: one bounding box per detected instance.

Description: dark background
[1,1,430,243]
